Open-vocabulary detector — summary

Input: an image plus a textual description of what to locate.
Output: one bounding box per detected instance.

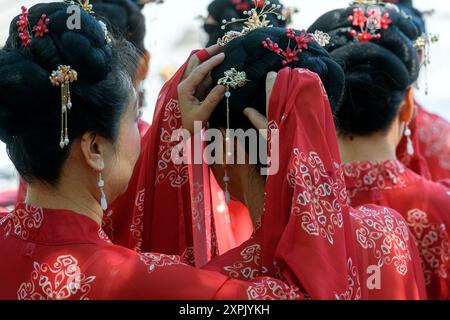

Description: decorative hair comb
[16,6,50,47]
[348,6,392,42]
[50,65,78,148]
[262,28,313,66]
[218,0,286,47]
[312,30,331,47]
[217,68,249,203]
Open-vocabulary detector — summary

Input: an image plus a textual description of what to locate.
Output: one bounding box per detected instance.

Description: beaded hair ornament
[217,23,321,202]
[217,69,249,203]
[47,0,111,148]
[414,33,439,94]
[217,0,286,46]
[16,6,50,47]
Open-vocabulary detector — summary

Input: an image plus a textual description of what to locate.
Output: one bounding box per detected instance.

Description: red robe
[0,203,301,300]
[205,68,426,299]
[343,160,450,299]
[398,103,450,182]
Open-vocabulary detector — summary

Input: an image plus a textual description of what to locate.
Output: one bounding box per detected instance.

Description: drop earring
[98,172,108,210]
[404,123,414,156]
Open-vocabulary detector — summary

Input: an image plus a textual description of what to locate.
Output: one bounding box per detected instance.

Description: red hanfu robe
[344,160,450,299]
[398,103,450,182]
[0,203,302,300]
[205,68,427,300]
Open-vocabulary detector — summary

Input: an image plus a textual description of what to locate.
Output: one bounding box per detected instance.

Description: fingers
[183,53,225,94]
[243,107,268,132]
[205,44,222,58]
[266,72,277,114]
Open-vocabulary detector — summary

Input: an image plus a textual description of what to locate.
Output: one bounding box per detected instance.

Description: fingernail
[243,108,250,116]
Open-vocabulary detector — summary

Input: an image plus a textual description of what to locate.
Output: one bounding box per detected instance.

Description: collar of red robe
[342,160,409,191]
[0,203,111,245]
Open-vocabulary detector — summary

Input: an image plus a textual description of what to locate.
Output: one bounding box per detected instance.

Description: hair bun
[5,3,112,82]
[210,27,345,131]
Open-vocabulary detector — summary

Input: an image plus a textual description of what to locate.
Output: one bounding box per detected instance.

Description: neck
[338,132,398,164]
[26,180,104,226]
[238,167,266,226]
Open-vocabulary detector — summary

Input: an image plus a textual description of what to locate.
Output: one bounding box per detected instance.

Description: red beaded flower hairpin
[16,6,50,47]
[262,28,313,66]
[348,6,392,42]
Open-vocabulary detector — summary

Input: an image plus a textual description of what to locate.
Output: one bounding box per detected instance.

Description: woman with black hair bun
[203,0,288,47]
[15,0,153,204]
[309,2,450,299]
[384,0,450,182]
[0,2,313,300]
[123,12,423,296]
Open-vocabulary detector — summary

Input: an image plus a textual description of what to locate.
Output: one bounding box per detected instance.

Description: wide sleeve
[94,248,303,300]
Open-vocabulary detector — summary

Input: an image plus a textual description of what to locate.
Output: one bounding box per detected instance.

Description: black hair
[0,2,139,185]
[308,4,421,136]
[91,0,147,54]
[204,0,287,47]
[210,27,345,132]
[385,0,426,33]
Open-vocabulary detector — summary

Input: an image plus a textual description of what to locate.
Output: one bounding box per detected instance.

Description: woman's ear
[80,132,106,172]
[137,50,151,82]
[399,88,415,124]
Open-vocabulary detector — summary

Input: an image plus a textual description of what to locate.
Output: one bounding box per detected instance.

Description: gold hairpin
[66,0,94,14]
[218,68,249,204]
[413,33,439,49]
[312,30,331,47]
[50,65,78,148]
[218,0,286,47]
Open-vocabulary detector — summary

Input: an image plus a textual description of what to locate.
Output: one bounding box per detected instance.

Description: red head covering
[207,67,426,299]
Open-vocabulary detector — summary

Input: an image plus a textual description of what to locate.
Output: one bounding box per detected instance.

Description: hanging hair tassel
[50,65,78,148]
[218,68,249,203]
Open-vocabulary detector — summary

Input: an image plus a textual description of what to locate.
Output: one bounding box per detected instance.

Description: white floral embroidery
[156,99,189,188]
[130,189,145,252]
[350,206,412,276]
[97,229,112,244]
[406,209,450,286]
[101,209,114,241]
[343,161,407,199]
[334,258,362,300]
[247,277,301,300]
[2,205,43,240]
[223,244,261,280]
[417,111,450,171]
[17,255,96,300]
[181,247,196,266]
[139,252,187,273]
[287,149,345,245]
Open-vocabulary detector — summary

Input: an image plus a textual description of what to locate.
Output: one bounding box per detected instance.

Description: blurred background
[0,0,448,193]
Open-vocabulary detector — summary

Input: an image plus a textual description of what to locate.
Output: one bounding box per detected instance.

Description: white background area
[0,0,448,191]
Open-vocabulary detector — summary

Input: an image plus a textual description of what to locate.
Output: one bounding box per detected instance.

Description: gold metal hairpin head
[218,0,286,46]
[218,68,248,91]
[414,33,439,49]
[312,30,331,47]
[50,65,78,148]
[66,0,94,14]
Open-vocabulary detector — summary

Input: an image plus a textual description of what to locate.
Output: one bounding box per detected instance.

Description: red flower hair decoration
[262,29,313,66]
[16,6,50,47]
[348,6,391,42]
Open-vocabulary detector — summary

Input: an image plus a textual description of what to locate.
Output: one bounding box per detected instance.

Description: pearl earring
[98,172,108,210]
[404,124,414,156]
